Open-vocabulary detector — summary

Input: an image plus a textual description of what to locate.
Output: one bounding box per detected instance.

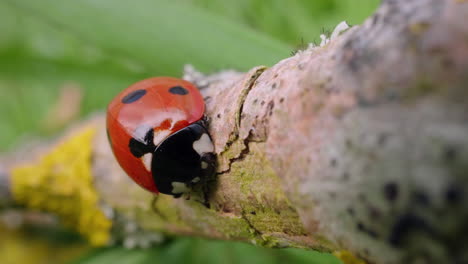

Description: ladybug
[106,77,216,198]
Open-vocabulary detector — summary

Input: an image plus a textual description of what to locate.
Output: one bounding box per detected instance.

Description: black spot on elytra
[122,89,147,104]
[169,86,189,95]
[384,182,399,202]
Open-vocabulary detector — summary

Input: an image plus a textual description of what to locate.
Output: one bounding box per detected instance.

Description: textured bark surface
[1,0,468,263]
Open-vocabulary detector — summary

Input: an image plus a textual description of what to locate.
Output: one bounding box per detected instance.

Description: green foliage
[0,0,379,263]
[71,238,341,264]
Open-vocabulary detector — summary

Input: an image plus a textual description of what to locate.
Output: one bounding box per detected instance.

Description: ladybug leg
[150,195,167,220]
[200,115,211,128]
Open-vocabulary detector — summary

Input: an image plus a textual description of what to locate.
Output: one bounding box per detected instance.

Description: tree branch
[1,0,468,263]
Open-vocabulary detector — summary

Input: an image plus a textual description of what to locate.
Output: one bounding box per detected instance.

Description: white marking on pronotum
[141,153,152,171]
[153,130,172,146]
[131,108,187,145]
[171,182,189,194]
[201,161,208,169]
[192,177,200,183]
[193,134,214,155]
[133,124,152,143]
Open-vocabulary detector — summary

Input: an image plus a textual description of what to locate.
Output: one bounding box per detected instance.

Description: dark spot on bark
[342,172,350,181]
[446,185,463,204]
[413,191,430,207]
[253,99,258,104]
[329,192,337,199]
[347,207,355,216]
[122,89,146,104]
[267,101,275,116]
[357,221,379,239]
[272,83,277,89]
[367,229,379,239]
[384,182,399,202]
[217,113,221,118]
[250,211,256,215]
[371,13,380,26]
[442,58,454,68]
[357,222,365,231]
[330,158,338,167]
[261,101,265,106]
[378,133,389,146]
[358,193,367,202]
[385,90,399,102]
[279,98,285,103]
[443,145,458,162]
[368,206,381,219]
[389,213,434,247]
[356,94,377,107]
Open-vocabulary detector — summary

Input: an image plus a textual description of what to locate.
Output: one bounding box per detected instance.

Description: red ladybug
[106,77,216,197]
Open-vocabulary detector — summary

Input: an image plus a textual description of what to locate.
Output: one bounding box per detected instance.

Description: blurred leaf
[5,0,291,75]
[71,238,342,264]
[179,0,380,45]
[0,57,144,150]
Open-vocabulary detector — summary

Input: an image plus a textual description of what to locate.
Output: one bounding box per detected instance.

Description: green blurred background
[0,0,379,263]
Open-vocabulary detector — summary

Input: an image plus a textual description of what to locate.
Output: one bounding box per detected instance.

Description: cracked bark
[1,0,468,263]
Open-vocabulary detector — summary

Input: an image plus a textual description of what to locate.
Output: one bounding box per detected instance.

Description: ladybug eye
[122,89,147,104]
[168,86,188,95]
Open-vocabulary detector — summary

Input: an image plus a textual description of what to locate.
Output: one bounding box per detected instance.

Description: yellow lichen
[333,250,367,264]
[10,127,112,246]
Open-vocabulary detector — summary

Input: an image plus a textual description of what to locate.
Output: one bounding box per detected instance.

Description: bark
[1,0,468,263]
